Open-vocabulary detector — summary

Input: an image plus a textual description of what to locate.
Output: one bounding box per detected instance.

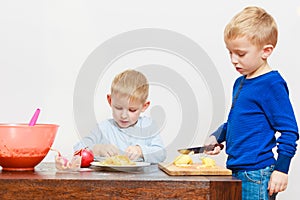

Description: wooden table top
[0,162,241,200]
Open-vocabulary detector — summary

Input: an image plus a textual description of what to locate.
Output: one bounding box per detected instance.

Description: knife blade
[177,143,224,155]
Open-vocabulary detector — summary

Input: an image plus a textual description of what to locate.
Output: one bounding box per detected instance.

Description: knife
[177,143,224,155]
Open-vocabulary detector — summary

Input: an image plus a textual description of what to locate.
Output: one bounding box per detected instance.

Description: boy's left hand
[125,145,143,161]
[268,170,288,196]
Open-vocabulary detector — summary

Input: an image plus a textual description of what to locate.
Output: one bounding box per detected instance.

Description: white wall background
[0,1,299,199]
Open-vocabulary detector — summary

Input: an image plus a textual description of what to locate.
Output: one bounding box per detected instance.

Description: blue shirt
[74,116,166,163]
[213,71,298,173]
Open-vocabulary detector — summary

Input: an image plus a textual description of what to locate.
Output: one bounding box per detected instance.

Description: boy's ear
[262,44,274,60]
[107,94,112,106]
[141,101,150,112]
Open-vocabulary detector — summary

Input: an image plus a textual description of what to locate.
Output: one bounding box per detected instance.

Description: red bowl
[0,124,58,171]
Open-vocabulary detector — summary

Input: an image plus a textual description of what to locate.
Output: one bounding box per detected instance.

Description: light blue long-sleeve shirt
[74,116,166,163]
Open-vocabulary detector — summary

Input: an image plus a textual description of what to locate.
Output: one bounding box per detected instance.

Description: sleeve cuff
[211,123,227,143]
[274,154,292,174]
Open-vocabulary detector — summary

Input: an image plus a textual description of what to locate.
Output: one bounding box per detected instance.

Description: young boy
[206,6,299,200]
[74,69,166,163]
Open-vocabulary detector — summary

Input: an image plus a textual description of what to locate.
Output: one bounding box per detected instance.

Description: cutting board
[158,162,232,176]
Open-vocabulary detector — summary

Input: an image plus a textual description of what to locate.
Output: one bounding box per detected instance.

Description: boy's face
[225,37,272,78]
[107,94,150,128]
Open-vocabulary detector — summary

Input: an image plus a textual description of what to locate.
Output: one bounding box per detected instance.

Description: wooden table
[0,162,241,200]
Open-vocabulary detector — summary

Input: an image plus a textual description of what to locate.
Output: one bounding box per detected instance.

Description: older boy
[74,69,166,163]
[206,6,299,200]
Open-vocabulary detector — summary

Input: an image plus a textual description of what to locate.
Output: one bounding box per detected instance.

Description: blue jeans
[232,165,277,200]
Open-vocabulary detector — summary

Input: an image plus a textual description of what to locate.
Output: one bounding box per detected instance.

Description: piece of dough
[200,157,216,167]
[173,154,193,166]
[100,155,136,166]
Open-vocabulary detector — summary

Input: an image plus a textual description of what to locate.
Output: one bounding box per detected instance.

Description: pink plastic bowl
[0,124,58,171]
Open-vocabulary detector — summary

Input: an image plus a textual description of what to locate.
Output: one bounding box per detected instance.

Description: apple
[74,148,94,167]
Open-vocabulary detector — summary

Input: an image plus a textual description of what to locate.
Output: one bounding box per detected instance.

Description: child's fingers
[125,146,140,160]
[99,145,119,157]
[107,145,119,156]
[205,146,221,155]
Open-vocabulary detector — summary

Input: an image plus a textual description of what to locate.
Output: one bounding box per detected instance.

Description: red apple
[74,148,94,167]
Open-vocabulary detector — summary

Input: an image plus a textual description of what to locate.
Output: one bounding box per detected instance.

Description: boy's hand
[205,145,222,155]
[125,145,143,160]
[204,136,222,155]
[268,170,288,196]
[92,144,119,157]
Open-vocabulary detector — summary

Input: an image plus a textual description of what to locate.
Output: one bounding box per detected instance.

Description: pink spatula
[29,108,40,126]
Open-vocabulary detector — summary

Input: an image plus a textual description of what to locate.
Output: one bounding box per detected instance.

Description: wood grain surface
[158,162,232,176]
[0,162,240,200]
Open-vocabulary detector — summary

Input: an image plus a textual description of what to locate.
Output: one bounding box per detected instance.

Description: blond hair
[111,69,149,103]
[224,6,278,49]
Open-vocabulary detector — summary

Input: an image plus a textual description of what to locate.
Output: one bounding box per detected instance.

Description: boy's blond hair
[224,6,278,49]
[111,69,149,103]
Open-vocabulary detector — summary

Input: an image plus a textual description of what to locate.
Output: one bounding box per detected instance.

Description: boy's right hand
[92,144,119,157]
[205,145,222,155]
[204,136,222,155]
